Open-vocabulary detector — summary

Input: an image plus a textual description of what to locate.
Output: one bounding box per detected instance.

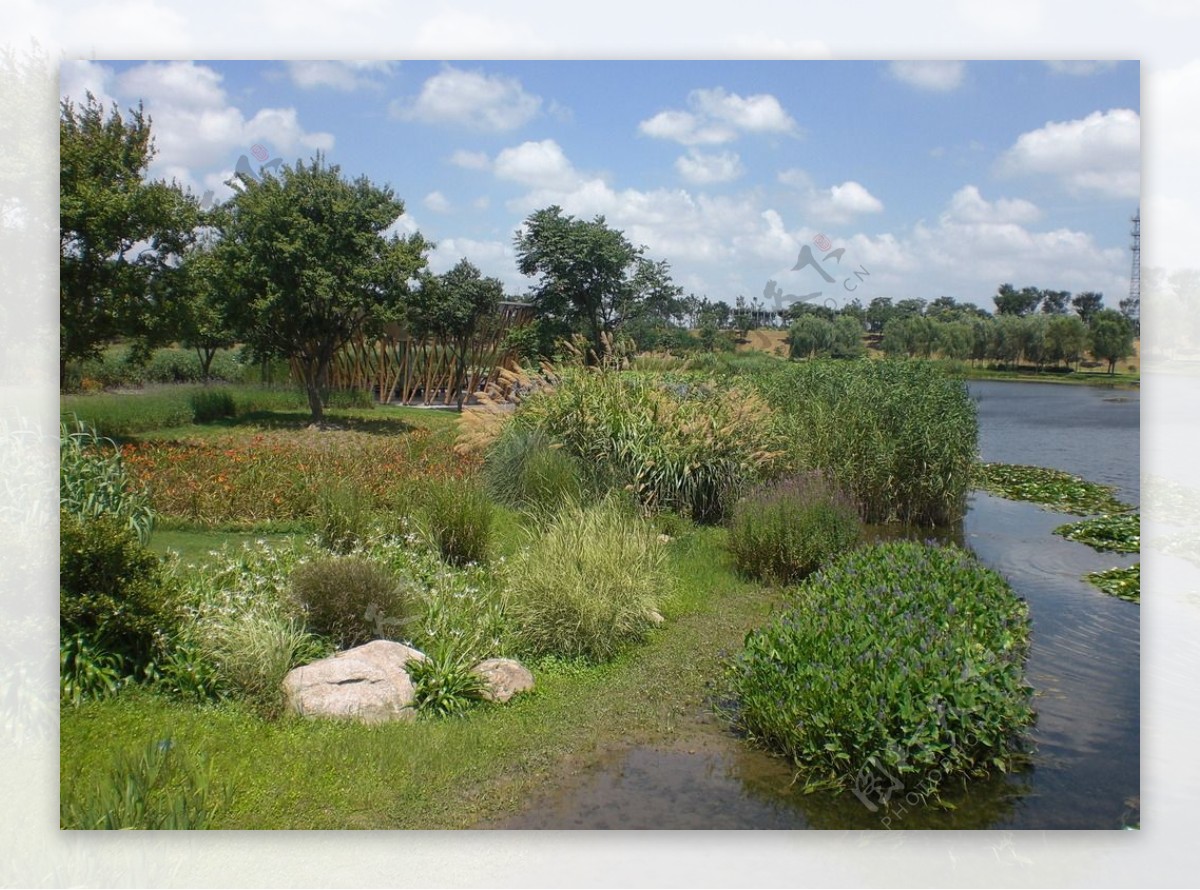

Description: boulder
[471,657,534,703]
[282,640,427,723]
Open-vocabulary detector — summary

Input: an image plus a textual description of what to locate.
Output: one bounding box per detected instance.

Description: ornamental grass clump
[725,541,1034,799]
[482,424,590,514]
[289,555,412,649]
[727,472,861,584]
[506,498,670,663]
[755,360,978,525]
[515,369,782,523]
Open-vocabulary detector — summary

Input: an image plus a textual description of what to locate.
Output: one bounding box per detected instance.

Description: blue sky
[61,59,1140,312]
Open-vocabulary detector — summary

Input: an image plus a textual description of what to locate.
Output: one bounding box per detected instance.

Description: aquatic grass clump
[516,369,783,523]
[725,541,1035,798]
[1054,512,1140,553]
[976,463,1132,515]
[506,498,671,663]
[1086,563,1140,603]
[754,360,978,525]
[727,472,861,584]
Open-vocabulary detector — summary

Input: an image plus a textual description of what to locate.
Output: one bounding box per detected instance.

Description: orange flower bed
[123,429,476,525]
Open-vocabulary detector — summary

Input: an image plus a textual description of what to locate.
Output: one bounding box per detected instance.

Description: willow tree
[214,154,429,424]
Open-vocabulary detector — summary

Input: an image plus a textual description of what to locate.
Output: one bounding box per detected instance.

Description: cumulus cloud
[942,185,1041,225]
[449,149,491,170]
[286,61,396,91]
[62,61,335,203]
[638,87,798,145]
[423,191,451,213]
[391,65,542,131]
[428,237,523,291]
[999,108,1140,198]
[675,149,744,185]
[1045,60,1120,76]
[888,61,966,92]
[778,169,884,225]
[494,139,581,191]
[60,60,119,111]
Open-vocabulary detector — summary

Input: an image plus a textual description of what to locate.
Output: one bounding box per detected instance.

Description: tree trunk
[302,359,325,426]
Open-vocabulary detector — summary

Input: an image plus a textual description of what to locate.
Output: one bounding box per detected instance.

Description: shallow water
[487,381,1140,830]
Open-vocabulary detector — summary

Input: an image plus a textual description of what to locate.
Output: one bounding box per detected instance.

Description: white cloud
[449,149,491,171]
[423,191,451,213]
[638,87,798,145]
[888,61,966,92]
[428,237,523,291]
[81,61,336,203]
[1045,60,1120,76]
[286,61,396,91]
[943,185,1040,225]
[813,181,885,222]
[391,65,542,131]
[59,60,118,111]
[494,139,581,191]
[999,108,1140,198]
[675,149,744,184]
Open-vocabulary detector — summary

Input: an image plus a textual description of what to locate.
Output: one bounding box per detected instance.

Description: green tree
[60,92,198,385]
[215,154,428,425]
[993,284,1042,316]
[514,205,680,361]
[1045,314,1089,368]
[1071,291,1104,325]
[167,233,237,380]
[1040,289,1071,315]
[408,259,504,411]
[865,297,896,333]
[787,315,835,359]
[1089,309,1135,374]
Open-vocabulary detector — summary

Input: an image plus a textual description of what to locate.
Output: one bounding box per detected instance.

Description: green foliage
[506,498,670,663]
[407,647,488,719]
[60,419,155,543]
[1089,308,1135,374]
[518,369,781,522]
[314,479,376,554]
[515,205,683,361]
[289,555,411,649]
[417,477,495,566]
[756,360,978,525]
[189,387,236,423]
[482,424,589,514]
[977,463,1133,515]
[60,631,125,705]
[59,92,199,380]
[1086,563,1140,603]
[408,259,505,410]
[60,510,176,672]
[727,473,861,585]
[214,153,429,424]
[1054,512,1140,553]
[725,541,1035,796]
[61,739,228,829]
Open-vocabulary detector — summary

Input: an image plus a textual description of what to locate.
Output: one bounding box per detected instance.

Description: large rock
[282,640,427,723]
[471,657,534,703]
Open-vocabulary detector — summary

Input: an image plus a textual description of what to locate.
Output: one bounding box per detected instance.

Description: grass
[60,525,783,829]
[976,463,1133,515]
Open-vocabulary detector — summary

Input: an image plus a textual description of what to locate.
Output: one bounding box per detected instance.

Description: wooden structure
[321,301,535,405]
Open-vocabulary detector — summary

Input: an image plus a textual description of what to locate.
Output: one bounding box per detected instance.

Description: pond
[484,380,1140,830]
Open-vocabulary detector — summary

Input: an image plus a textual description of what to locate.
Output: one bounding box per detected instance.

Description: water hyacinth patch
[977,464,1132,515]
[1086,563,1140,603]
[724,541,1034,799]
[1054,512,1140,553]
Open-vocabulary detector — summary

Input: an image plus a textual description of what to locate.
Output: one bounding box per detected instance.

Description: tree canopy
[60,92,198,382]
[213,153,429,424]
[514,205,682,360]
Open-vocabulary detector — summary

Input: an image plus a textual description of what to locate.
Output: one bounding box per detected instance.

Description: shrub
[60,631,125,705]
[60,510,176,673]
[725,541,1034,798]
[483,424,588,513]
[417,477,494,566]
[60,739,228,829]
[727,472,861,584]
[60,419,155,543]
[517,369,782,522]
[756,360,977,525]
[189,388,236,423]
[289,555,411,648]
[506,498,670,662]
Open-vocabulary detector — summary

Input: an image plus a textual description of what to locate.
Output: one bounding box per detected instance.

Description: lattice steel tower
[1129,208,1140,305]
